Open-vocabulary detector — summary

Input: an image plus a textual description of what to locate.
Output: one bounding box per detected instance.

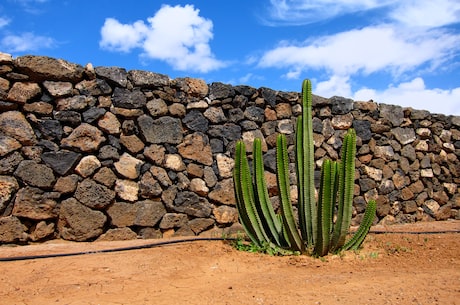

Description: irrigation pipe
[0,230,458,262]
[0,237,236,262]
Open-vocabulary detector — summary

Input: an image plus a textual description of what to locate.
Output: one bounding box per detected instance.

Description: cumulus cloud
[389,0,460,28]
[100,18,148,52]
[259,0,460,78]
[258,0,460,115]
[354,78,460,116]
[1,32,56,52]
[315,75,352,98]
[99,4,226,73]
[315,76,460,116]
[258,25,460,77]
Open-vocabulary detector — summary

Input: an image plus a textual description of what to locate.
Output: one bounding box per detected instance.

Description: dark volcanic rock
[183,110,209,132]
[138,115,183,144]
[353,120,372,142]
[34,119,63,140]
[95,66,128,87]
[380,104,404,127]
[112,87,147,109]
[171,191,213,217]
[128,70,169,88]
[14,160,55,188]
[41,150,82,175]
[54,110,81,126]
[331,96,353,114]
[74,178,115,209]
[259,87,277,107]
[58,198,107,241]
[209,82,234,100]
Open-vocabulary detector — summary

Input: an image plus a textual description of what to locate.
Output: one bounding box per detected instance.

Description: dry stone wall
[0,52,459,244]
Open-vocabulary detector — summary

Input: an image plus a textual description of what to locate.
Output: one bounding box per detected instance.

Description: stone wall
[0,52,459,244]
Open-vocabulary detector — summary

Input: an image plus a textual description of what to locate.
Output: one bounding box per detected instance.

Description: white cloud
[258,25,460,77]
[315,75,352,98]
[258,0,460,116]
[1,32,55,52]
[354,78,460,116]
[99,4,226,73]
[264,0,396,25]
[315,76,460,116]
[389,0,460,28]
[264,0,460,27]
[283,69,301,80]
[99,18,148,52]
[0,17,10,28]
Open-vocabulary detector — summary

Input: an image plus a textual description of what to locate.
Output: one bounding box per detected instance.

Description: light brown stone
[61,123,105,152]
[216,154,234,178]
[189,178,209,196]
[213,205,238,224]
[0,136,21,157]
[98,111,121,134]
[120,133,145,154]
[165,154,186,171]
[75,155,101,177]
[7,82,41,104]
[114,153,144,179]
[0,111,37,145]
[177,132,213,166]
[0,176,19,211]
[115,179,139,202]
[43,81,73,97]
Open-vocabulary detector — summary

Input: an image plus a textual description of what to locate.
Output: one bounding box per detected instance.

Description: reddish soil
[0,220,459,305]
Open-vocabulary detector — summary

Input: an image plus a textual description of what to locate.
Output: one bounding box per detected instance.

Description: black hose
[0,237,235,262]
[1,230,458,262]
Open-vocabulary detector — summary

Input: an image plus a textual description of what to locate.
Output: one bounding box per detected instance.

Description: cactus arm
[233,141,259,244]
[297,79,317,246]
[295,116,306,239]
[341,200,376,251]
[253,138,283,246]
[277,134,305,253]
[233,140,269,246]
[314,159,331,257]
[314,159,339,256]
[330,129,357,251]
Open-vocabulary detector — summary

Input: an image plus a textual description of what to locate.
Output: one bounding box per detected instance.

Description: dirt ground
[0,220,459,305]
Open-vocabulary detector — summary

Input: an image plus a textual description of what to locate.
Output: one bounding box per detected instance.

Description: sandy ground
[0,220,459,305]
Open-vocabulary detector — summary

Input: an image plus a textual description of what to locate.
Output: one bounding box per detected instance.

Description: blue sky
[1,0,459,115]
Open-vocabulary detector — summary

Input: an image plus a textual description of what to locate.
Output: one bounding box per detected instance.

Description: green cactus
[296,79,317,246]
[276,134,305,253]
[233,140,269,247]
[341,199,377,251]
[252,138,283,245]
[232,78,376,257]
[314,159,339,257]
[329,128,357,252]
